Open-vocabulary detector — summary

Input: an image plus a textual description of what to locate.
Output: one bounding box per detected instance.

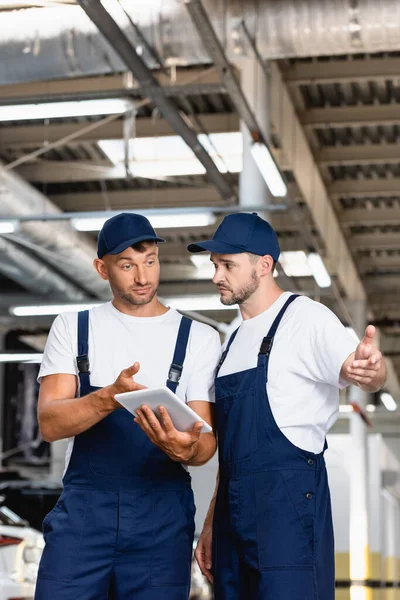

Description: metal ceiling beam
[317,144,400,166]
[269,63,365,301]
[50,186,226,212]
[282,57,400,85]
[0,113,240,148]
[340,208,400,227]
[357,254,400,273]
[350,234,400,252]
[364,275,400,292]
[330,179,400,197]
[0,68,226,104]
[76,0,235,203]
[301,104,400,128]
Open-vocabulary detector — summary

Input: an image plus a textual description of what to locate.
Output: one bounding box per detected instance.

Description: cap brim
[187,240,245,254]
[103,235,165,257]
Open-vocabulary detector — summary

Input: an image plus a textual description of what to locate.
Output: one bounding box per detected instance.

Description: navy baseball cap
[187,212,280,260]
[97,213,165,259]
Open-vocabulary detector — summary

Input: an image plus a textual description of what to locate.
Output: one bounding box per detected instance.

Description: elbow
[38,415,58,444]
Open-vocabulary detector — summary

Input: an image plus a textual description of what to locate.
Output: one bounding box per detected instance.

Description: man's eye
[147,260,155,266]
[226,264,233,270]
[122,264,132,270]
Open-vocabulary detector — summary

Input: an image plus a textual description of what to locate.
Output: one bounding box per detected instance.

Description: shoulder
[189,318,221,346]
[286,295,338,324]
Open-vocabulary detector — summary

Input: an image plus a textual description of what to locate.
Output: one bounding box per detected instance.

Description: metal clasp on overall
[76,354,90,374]
[259,336,274,357]
[168,363,183,384]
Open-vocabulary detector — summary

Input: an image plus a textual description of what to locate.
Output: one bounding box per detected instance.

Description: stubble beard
[220,269,260,306]
[109,279,158,306]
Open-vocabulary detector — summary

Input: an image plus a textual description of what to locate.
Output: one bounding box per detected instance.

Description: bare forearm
[203,470,219,528]
[39,386,116,442]
[182,432,217,466]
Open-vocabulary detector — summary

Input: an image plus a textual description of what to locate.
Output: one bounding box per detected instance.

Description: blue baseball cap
[97,213,165,259]
[187,212,280,260]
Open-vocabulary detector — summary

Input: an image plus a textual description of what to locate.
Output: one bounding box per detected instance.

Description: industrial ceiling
[0,0,400,400]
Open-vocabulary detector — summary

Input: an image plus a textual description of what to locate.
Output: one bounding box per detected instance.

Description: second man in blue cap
[189,212,386,600]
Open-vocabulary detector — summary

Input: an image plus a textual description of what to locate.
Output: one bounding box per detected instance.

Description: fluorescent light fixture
[98,132,243,178]
[0,221,16,234]
[307,253,332,288]
[279,251,313,278]
[72,212,216,232]
[380,392,397,412]
[366,404,376,413]
[339,405,353,413]
[250,142,287,198]
[165,295,236,312]
[0,353,43,363]
[0,99,132,122]
[10,303,102,317]
[190,254,215,278]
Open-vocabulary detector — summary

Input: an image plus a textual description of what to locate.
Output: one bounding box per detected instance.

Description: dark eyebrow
[116,251,157,263]
[219,258,236,264]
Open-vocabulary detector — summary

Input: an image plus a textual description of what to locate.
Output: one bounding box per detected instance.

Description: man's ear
[93,258,109,281]
[259,255,275,277]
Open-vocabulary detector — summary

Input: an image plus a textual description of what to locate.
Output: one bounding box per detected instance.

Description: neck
[239,282,284,320]
[111,295,169,318]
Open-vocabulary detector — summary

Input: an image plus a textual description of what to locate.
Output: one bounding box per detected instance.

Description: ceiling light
[380,392,397,412]
[366,404,376,413]
[98,132,243,178]
[0,99,133,122]
[72,212,216,232]
[250,142,287,198]
[0,221,17,234]
[339,405,353,413]
[190,254,215,278]
[279,251,313,277]
[0,353,43,363]
[10,303,102,317]
[165,295,236,312]
[307,253,332,288]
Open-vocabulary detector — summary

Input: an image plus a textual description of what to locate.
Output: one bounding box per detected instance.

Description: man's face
[210,252,260,306]
[102,243,160,306]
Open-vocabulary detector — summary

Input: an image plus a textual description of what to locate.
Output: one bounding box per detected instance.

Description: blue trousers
[35,486,195,600]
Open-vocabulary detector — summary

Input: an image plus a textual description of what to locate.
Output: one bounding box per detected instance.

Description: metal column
[238,57,273,210]
[348,300,371,599]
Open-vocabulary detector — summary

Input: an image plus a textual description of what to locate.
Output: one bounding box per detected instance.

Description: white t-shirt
[39,302,221,470]
[218,292,358,454]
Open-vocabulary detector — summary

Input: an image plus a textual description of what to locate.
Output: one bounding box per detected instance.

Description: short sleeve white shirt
[39,303,221,471]
[218,292,357,454]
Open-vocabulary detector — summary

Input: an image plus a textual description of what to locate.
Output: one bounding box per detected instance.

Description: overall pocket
[218,388,258,464]
[151,487,195,587]
[235,470,315,570]
[39,489,88,582]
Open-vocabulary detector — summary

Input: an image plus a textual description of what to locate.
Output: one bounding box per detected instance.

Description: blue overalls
[35,311,196,600]
[212,295,335,600]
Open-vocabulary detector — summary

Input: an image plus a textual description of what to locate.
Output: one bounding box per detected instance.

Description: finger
[123,362,140,376]
[190,421,203,441]
[158,406,175,433]
[361,325,375,346]
[349,375,373,385]
[351,357,381,369]
[140,405,163,434]
[347,367,379,377]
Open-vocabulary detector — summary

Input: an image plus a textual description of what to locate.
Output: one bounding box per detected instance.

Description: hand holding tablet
[114,387,213,434]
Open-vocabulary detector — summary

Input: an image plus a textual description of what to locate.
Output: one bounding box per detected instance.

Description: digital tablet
[114,387,213,434]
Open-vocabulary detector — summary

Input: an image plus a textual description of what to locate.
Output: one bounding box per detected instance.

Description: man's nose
[135,266,147,284]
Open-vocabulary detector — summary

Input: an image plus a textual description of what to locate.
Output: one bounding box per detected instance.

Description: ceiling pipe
[0,163,110,299]
[76,0,236,203]
[1,1,400,85]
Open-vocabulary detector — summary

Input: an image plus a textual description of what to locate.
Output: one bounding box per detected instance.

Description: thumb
[124,362,140,377]
[361,325,375,345]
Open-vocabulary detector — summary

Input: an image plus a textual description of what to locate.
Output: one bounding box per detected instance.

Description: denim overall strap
[257,294,300,376]
[77,310,91,393]
[216,328,239,376]
[166,315,192,393]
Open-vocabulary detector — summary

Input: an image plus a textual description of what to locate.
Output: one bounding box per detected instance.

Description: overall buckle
[76,354,90,374]
[259,336,274,357]
[168,363,183,384]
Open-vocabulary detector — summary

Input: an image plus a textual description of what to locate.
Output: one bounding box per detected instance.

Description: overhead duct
[0,164,110,299]
[1,0,400,85]
[0,236,86,301]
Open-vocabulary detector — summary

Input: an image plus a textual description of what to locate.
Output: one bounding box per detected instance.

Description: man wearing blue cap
[188,212,386,600]
[35,213,220,600]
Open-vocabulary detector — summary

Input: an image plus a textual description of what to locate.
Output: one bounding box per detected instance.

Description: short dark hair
[246,252,277,271]
[131,240,157,253]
